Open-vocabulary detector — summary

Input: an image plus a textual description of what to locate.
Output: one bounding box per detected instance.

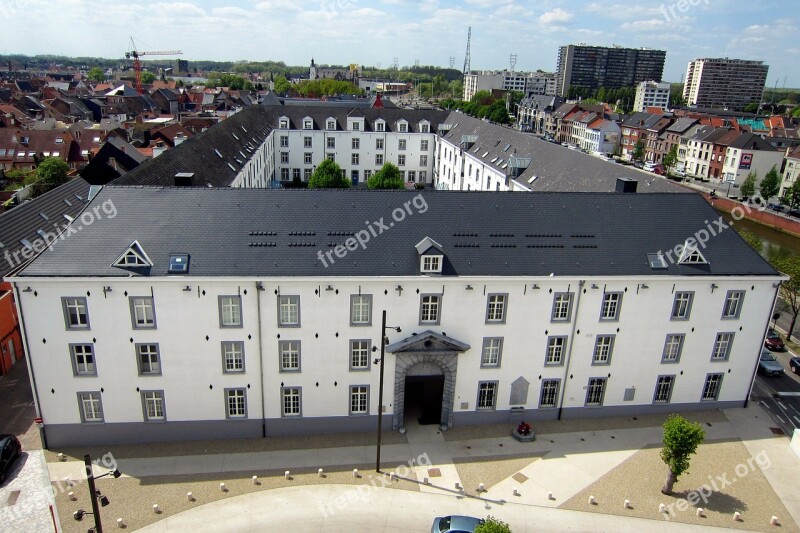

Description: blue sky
[1,0,797,85]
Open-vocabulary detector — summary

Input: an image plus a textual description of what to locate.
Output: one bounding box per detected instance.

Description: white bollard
[659,503,667,513]
[153,504,159,514]
[734,512,741,521]
[390,471,396,481]
[58,453,65,462]
[771,516,779,526]
[318,468,324,477]
[284,470,290,479]
[63,476,72,487]
[513,487,520,496]
[455,482,461,490]
[547,491,554,500]
[187,492,193,501]
[589,495,596,505]
[117,518,124,528]
[696,508,704,517]
[624,499,631,509]
[68,492,75,501]
[423,477,429,485]
[478,483,485,492]
[353,469,358,478]
[220,482,226,492]
[252,475,258,485]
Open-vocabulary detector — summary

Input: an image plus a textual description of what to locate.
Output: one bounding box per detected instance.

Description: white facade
[781,151,800,196]
[633,81,671,112]
[583,120,621,155]
[463,71,557,101]
[722,146,784,187]
[435,137,529,192]
[684,58,769,110]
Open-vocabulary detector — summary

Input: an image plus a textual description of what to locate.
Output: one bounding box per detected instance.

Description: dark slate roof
[266,105,448,133]
[440,112,685,193]
[667,117,698,134]
[0,177,92,278]
[729,132,778,151]
[80,137,147,185]
[17,187,778,279]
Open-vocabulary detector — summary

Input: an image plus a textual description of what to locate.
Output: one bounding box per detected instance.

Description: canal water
[718,210,800,261]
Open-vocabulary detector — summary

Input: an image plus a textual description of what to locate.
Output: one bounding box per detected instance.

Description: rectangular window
[661,334,684,363]
[545,336,567,365]
[327,137,335,149]
[711,332,734,361]
[327,120,336,131]
[592,335,615,365]
[722,290,745,319]
[399,139,406,150]
[222,341,245,373]
[420,155,428,166]
[420,171,427,181]
[304,168,312,180]
[136,343,161,375]
[653,375,675,404]
[349,385,369,415]
[293,168,301,180]
[78,392,103,423]
[420,124,430,133]
[477,381,498,410]
[671,291,694,320]
[480,337,503,367]
[365,170,372,179]
[278,295,300,326]
[376,122,385,132]
[281,168,289,180]
[130,297,156,329]
[279,340,301,372]
[408,170,416,182]
[280,152,289,164]
[551,293,573,322]
[352,153,359,166]
[399,123,408,133]
[398,155,406,166]
[539,379,560,408]
[327,153,335,161]
[304,152,312,165]
[421,140,429,151]
[585,378,606,406]
[419,294,441,324]
[282,387,301,416]
[350,295,372,325]
[600,292,622,321]
[421,256,441,273]
[219,296,242,328]
[351,121,360,131]
[303,119,312,130]
[225,388,247,418]
[350,340,371,370]
[280,135,288,147]
[70,344,96,376]
[376,154,384,165]
[304,136,312,148]
[63,297,89,329]
[376,138,384,149]
[141,390,165,421]
[352,138,360,149]
[702,373,723,401]
[486,294,507,323]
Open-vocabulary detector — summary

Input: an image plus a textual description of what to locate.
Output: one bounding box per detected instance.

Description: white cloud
[539,8,573,25]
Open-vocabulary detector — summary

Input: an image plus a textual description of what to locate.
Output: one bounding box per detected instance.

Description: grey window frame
[221,341,245,373]
[480,337,503,368]
[551,292,573,322]
[661,334,685,363]
[711,332,735,361]
[485,293,508,324]
[135,343,161,376]
[349,384,370,415]
[280,135,288,147]
[224,388,247,419]
[701,373,723,401]
[421,255,442,273]
[304,152,312,165]
[585,377,607,407]
[398,154,406,166]
[592,335,615,365]
[539,379,560,408]
[129,296,156,329]
[376,137,384,148]
[279,340,301,373]
[420,155,428,166]
[77,391,104,423]
[281,386,302,417]
[722,290,745,319]
[277,295,301,327]
[304,136,312,148]
[476,381,499,410]
[350,294,373,326]
[327,137,335,149]
[352,138,360,149]
[421,139,429,151]
[398,139,407,150]
[62,296,90,330]
[376,154,384,165]
[69,343,96,376]
[350,339,371,371]
[653,375,675,404]
[218,295,243,328]
[671,291,694,320]
[141,390,166,422]
[545,336,567,366]
[600,292,623,321]
[280,151,289,164]
[351,153,359,166]
[419,293,442,325]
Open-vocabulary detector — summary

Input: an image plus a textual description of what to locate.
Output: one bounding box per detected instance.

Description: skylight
[503,144,511,152]
[232,132,239,140]
[168,254,189,274]
[490,157,498,163]
[647,253,668,269]
[214,149,223,158]
[227,163,237,171]
[482,151,489,157]
[39,212,49,221]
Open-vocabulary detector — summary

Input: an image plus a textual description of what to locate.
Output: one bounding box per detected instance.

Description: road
[751,344,800,437]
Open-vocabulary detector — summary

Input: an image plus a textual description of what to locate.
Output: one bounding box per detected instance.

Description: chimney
[616,177,638,193]
[174,132,186,146]
[174,172,194,186]
[152,140,167,158]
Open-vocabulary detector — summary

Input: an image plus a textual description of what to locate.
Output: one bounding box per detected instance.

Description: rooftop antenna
[463,26,471,79]
[510,53,517,73]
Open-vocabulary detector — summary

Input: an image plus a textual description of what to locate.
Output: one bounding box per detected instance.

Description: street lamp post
[73,454,121,533]
[375,310,401,473]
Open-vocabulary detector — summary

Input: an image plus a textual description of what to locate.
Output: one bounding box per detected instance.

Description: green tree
[308,159,350,189]
[36,157,69,187]
[744,102,760,114]
[663,146,678,176]
[772,256,800,341]
[273,75,291,95]
[784,178,800,209]
[141,71,156,85]
[632,141,644,162]
[87,67,105,83]
[660,414,705,494]
[740,171,757,198]
[474,516,511,533]
[760,165,781,200]
[738,231,763,255]
[367,162,405,189]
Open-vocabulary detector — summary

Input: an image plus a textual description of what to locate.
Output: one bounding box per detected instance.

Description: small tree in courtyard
[368,162,405,190]
[308,159,350,189]
[474,516,511,533]
[660,414,705,494]
[760,165,781,201]
[740,171,757,199]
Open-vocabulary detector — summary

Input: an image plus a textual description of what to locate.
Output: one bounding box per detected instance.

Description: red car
[765,329,786,351]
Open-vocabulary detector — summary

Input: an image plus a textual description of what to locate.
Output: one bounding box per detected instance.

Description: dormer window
[303,118,313,130]
[419,122,430,133]
[398,121,408,133]
[415,236,444,275]
[421,255,442,273]
[678,241,708,265]
[279,118,289,129]
[112,241,153,268]
[352,121,360,131]
[326,119,336,131]
[375,120,385,132]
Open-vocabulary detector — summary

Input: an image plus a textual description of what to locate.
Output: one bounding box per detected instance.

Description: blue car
[431,515,484,533]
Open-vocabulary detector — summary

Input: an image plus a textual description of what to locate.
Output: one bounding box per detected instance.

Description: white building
[781,146,800,197]
[683,58,769,110]
[633,81,671,112]
[11,188,781,446]
[721,133,784,188]
[463,71,557,101]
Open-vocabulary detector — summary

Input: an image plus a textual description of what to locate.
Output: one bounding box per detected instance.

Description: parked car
[0,434,21,485]
[758,348,784,377]
[767,203,785,212]
[673,168,687,178]
[765,329,786,351]
[788,209,800,219]
[790,357,800,374]
[431,516,484,533]
[633,161,644,169]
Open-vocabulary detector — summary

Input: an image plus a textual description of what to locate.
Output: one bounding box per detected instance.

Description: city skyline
[0,0,797,86]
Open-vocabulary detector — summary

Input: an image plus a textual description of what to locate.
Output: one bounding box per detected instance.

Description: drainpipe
[255,281,266,438]
[557,279,584,421]
[12,282,47,448]
[746,281,781,408]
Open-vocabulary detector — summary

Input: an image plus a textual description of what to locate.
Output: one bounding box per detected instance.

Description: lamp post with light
[375,310,401,473]
[73,454,121,533]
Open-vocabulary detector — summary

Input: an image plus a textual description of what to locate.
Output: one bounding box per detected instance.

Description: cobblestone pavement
[0,450,60,533]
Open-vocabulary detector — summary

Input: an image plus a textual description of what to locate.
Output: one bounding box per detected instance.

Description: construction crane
[125,38,182,95]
